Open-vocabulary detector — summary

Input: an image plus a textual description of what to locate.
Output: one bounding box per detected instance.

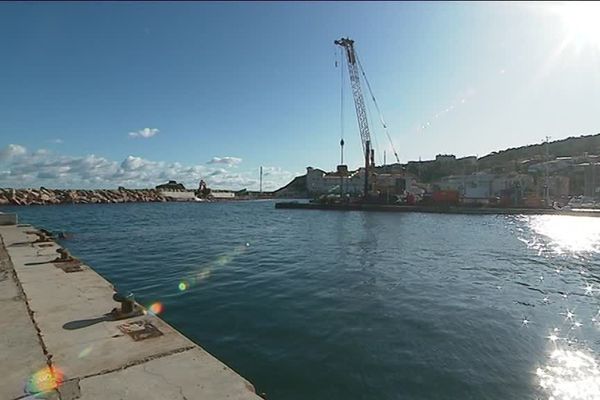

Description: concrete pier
[0,223,262,400]
[0,212,17,225]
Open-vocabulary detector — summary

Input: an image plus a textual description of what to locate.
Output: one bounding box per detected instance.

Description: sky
[1,2,599,190]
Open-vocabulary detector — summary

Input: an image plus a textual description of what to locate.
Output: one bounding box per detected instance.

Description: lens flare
[197,268,211,281]
[148,302,163,315]
[78,345,93,359]
[215,255,232,267]
[177,243,249,293]
[26,366,64,394]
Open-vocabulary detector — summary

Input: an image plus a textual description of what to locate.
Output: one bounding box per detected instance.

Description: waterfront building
[305,166,420,197]
[306,167,364,195]
[210,190,236,199]
[436,172,534,204]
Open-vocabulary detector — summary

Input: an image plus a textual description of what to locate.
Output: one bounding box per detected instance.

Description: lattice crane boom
[335,38,372,157]
[335,37,374,197]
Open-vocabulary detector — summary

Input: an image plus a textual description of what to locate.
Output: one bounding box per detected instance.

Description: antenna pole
[544,136,550,206]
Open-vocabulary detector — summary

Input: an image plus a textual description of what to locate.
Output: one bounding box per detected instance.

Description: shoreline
[275,201,600,217]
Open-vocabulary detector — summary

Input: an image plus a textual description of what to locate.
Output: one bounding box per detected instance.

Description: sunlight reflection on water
[537,348,600,400]
[525,216,600,255]
[522,215,600,399]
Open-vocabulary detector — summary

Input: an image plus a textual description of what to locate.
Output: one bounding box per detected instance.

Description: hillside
[276,133,600,191]
[274,175,307,197]
[478,133,600,169]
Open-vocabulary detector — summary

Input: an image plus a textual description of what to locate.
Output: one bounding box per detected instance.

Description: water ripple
[3,202,600,399]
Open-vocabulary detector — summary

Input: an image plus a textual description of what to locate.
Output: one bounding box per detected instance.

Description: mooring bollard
[113,292,135,314]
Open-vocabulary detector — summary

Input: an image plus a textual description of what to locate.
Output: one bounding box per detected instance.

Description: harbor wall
[0,218,263,400]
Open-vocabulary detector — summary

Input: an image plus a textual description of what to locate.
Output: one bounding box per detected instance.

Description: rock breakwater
[0,187,170,206]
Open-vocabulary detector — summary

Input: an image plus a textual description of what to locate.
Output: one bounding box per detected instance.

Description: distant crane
[335,38,374,197]
[335,37,400,198]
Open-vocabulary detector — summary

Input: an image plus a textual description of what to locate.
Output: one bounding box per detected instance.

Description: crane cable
[356,55,401,164]
[339,48,344,143]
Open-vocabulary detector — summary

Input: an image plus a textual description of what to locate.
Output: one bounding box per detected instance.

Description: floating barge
[275,201,600,217]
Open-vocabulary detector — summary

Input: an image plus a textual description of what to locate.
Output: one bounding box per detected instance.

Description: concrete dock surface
[0,223,262,400]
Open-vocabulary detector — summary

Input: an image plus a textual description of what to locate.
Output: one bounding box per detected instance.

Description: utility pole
[259,166,263,194]
[544,136,551,207]
[592,154,597,199]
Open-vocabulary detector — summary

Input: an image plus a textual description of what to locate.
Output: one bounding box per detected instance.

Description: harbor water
[3,200,600,400]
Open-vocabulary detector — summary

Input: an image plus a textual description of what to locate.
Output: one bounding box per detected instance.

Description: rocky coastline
[0,187,171,206]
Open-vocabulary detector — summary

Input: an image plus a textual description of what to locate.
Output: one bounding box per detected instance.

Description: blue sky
[1,2,599,189]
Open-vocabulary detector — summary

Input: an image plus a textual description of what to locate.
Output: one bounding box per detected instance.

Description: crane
[335,37,375,197]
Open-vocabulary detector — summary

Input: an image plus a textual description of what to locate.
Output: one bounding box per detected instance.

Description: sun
[548,2,600,52]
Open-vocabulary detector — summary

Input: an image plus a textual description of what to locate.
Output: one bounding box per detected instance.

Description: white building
[438,173,493,198]
[160,191,197,201]
[306,167,365,195]
[437,173,533,200]
[306,166,420,196]
[210,190,235,199]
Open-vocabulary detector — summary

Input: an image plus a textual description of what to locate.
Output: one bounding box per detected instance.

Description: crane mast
[335,37,374,198]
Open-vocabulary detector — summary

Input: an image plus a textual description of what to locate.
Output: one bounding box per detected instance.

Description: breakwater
[0,187,170,205]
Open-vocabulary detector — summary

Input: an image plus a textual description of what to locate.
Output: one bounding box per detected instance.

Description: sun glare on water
[527,215,600,254]
[537,348,600,400]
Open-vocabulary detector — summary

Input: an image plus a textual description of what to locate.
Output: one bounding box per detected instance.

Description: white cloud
[0,144,297,191]
[50,138,63,144]
[129,128,159,139]
[121,155,153,171]
[0,144,27,161]
[208,168,228,176]
[207,156,242,166]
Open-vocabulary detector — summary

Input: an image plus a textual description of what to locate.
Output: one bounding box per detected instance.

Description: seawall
[0,219,263,399]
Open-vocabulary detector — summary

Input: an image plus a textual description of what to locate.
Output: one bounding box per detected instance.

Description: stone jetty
[0,187,170,206]
[0,220,263,399]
